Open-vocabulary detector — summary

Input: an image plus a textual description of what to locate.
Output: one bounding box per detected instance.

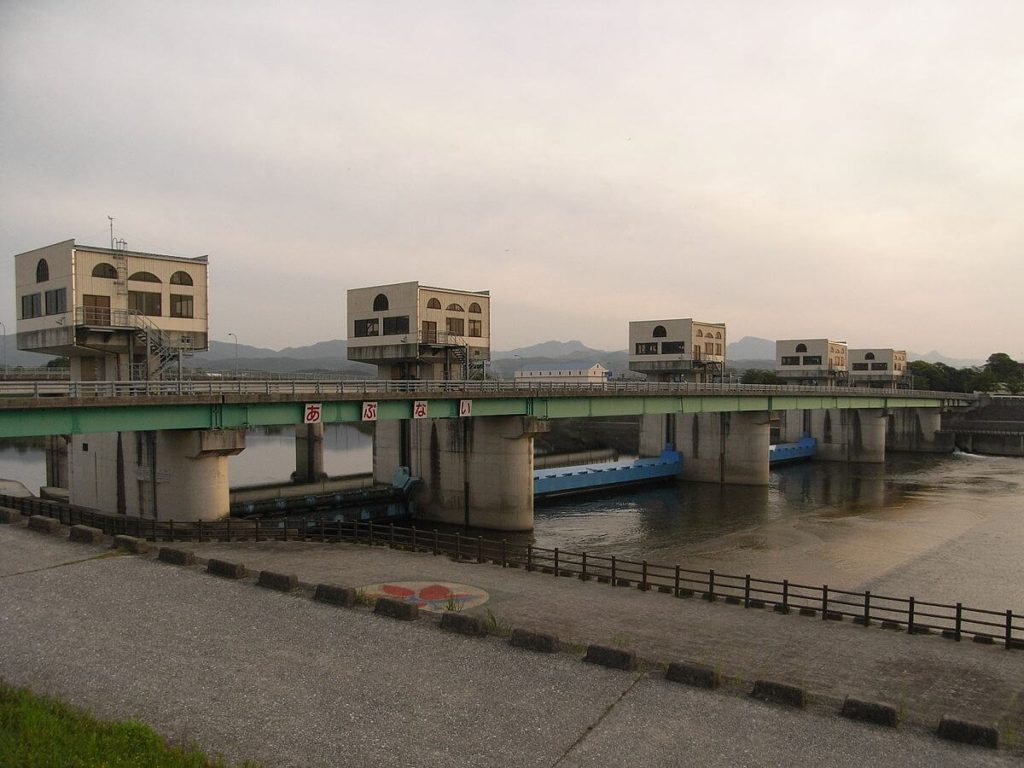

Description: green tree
[741,368,784,385]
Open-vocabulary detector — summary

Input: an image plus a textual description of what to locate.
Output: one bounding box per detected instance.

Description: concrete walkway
[1,523,1021,767]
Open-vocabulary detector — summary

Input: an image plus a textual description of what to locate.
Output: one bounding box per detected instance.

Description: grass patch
[0,681,258,767]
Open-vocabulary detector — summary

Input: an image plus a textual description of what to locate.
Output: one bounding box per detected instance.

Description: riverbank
[2,522,1021,765]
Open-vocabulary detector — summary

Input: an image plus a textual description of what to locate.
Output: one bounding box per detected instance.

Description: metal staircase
[129,312,194,380]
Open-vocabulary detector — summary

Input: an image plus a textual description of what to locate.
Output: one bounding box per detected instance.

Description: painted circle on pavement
[360,581,489,613]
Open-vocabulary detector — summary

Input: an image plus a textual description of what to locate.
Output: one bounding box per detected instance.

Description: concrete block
[207,559,247,579]
[665,661,720,689]
[941,629,959,640]
[752,679,806,708]
[972,634,995,645]
[313,584,356,607]
[656,585,673,594]
[69,525,105,544]
[748,599,767,609]
[373,597,419,621]
[28,515,61,535]
[840,697,897,727]
[440,612,486,636]
[880,620,901,630]
[798,607,817,617]
[583,644,637,671]
[0,507,24,524]
[824,611,844,621]
[113,535,151,555]
[510,628,557,653]
[615,579,632,588]
[158,547,196,566]
[773,604,790,614]
[258,570,298,592]
[936,716,999,749]
[724,596,742,605]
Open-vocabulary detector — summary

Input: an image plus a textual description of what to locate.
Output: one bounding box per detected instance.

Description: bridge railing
[2,494,1016,651]
[0,378,973,402]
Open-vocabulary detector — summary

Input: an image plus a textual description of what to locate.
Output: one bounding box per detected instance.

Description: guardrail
[0,378,974,401]
[3,495,1016,651]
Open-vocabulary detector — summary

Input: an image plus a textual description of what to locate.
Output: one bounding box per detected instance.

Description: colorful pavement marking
[360,581,489,613]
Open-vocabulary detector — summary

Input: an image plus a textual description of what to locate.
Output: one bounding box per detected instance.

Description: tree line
[739,353,1023,393]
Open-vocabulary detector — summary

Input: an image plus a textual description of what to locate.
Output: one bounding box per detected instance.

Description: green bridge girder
[0,391,969,439]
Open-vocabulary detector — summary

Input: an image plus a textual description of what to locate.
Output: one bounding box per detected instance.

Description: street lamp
[228,332,238,377]
[0,320,6,373]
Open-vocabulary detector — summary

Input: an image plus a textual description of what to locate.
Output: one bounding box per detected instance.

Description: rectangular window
[705,341,714,354]
[354,319,379,337]
[780,356,800,366]
[128,290,162,317]
[852,363,869,371]
[44,288,67,315]
[870,362,889,371]
[802,355,822,365]
[446,317,465,336]
[660,341,685,354]
[715,343,722,355]
[170,293,194,319]
[635,342,658,355]
[468,319,482,337]
[20,293,42,319]
[382,315,410,336]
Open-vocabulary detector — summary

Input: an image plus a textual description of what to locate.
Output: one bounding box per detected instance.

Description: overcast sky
[2,1,1021,358]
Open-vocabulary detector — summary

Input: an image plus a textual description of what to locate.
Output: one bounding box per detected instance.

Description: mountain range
[0,334,988,374]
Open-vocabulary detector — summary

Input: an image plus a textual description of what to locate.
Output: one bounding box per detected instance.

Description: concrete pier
[887,408,951,453]
[374,416,550,531]
[69,429,245,521]
[676,411,771,485]
[809,408,886,463]
[292,423,327,483]
[44,434,70,490]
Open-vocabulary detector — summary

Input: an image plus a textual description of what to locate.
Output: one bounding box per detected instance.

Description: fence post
[674,565,680,597]
[284,518,290,542]
[455,532,461,560]
[955,603,962,641]
[477,536,484,564]
[782,579,789,612]
[433,529,439,556]
[412,526,417,551]
[197,520,203,543]
[389,523,395,548]
[320,515,325,543]
[369,522,375,547]
[611,556,617,584]
[908,596,916,634]
[863,590,871,626]
[170,519,175,541]
[1007,610,1013,651]
[744,575,751,608]
[822,585,828,620]
[554,548,560,575]
[707,569,715,601]
[254,518,259,542]
[581,551,587,580]
[502,539,508,568]
[642,561,648,591]
[527,544,533,572]
[226,517,231,542]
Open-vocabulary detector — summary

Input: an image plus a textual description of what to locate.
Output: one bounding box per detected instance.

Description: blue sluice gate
[534,449,682,498]
[768,436,817,464]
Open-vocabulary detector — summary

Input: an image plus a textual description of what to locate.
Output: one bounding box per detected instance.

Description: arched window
[36,259,49,282]
[865,352,876,360]
[696,329,704,337]
[170,271,193,286]
[446,303,464,312]
[372,293,389,311]
[92,263,117,278]
[715,331,722,339]
[468,302,482,313]
[427,298,442,309]
[795,343,807,353]
[653,325,667,338]
[129,271,161,283]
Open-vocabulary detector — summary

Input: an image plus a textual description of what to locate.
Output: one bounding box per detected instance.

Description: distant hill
[727,336,775,360]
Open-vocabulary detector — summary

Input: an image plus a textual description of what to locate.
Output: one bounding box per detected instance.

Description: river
[2,426,1020,611]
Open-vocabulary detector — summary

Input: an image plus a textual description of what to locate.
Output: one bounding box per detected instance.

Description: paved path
[0,524,1021,767]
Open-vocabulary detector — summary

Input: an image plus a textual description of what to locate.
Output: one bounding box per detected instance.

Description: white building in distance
[347,281,490,380]
[514,364,609,385]
[775,339,848,385]
[628,318,726,383]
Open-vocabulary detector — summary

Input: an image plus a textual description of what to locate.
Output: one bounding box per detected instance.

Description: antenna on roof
[107,216,114,249]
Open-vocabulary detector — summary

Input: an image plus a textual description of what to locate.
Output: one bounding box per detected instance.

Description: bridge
[0,378,972,531]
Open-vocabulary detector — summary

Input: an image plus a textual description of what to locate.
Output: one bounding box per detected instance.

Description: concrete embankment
[946,396,1024,456]
[2,522,1021,767]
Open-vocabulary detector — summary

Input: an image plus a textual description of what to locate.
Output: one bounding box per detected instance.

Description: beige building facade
[347,281,490,379]
[849,348,908,388]
[775,339,848,385]
[628,319,726,383]
[15,239,209,380]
